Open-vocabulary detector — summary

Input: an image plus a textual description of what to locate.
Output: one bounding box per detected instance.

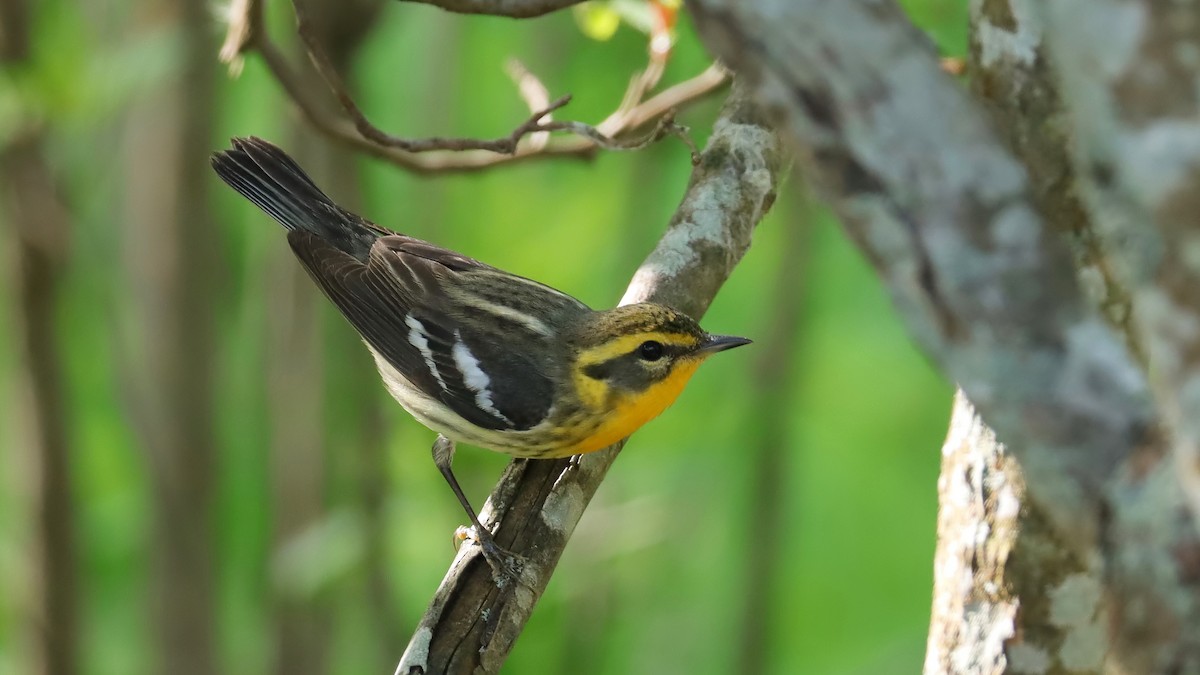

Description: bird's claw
[460,524,527,589]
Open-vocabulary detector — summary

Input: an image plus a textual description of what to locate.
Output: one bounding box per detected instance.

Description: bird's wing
[287,230,557,432]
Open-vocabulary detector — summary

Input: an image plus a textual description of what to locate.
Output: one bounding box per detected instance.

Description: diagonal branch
[685,0,1153,555]
[395,83,786,675]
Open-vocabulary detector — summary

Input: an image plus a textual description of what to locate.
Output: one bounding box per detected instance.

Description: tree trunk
[684,0,1200,671]
[1,0,78,672]
[737,193,811,675]
[2,123,79,675]
[119,0,220,672]
[266,3,384,672]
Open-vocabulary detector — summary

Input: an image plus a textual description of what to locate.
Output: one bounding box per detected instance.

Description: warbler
[210,137,750,576]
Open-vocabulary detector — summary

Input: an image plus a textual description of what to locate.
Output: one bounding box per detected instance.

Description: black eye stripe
[582,362,611,380]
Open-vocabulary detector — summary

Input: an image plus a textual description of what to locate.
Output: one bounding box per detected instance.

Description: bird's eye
[638,340,664,362]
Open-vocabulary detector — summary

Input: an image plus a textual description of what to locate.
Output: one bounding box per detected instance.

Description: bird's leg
[431,434,525,587]
[567,453,584,471]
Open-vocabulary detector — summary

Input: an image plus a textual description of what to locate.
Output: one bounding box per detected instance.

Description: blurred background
[0,0,961,673]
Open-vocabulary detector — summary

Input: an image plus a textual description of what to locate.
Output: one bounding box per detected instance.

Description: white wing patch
[451,330,513,425]
[405,314,448,392]
[445,285,555,337]
[464,296,554,337]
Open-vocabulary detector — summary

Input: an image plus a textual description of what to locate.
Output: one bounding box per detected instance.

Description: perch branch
[395,83,786,675]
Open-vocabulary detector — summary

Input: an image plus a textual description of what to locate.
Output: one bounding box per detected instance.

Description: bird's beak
[695,334,753,356]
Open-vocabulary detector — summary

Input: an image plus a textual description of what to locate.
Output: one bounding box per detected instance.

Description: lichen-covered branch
[395,84,785,675]
[685,0,1200,672]
[1039,0,1200,536]
[970,0,1137,353]
[685,0,1152,556]
[920,5,1120,672]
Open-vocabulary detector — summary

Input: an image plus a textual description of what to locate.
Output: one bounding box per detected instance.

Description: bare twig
[292,0,692,156]
[505,59,552,150]
[552,112,699,163]
[611,54,667,123]
[601,62,727,134]
[396,84,785,675]
[505,59,550,113]
[218,0,258,74]
[294,0,578,154]
[218,0,728,173]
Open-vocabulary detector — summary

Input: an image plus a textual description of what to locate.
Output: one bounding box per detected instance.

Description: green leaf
[573,2,622,41]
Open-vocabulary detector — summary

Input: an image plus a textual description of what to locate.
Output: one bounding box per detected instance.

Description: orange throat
[564,359,703,455]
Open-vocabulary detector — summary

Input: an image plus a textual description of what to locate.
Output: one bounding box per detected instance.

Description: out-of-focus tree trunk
[266,2,389,673]
[1,0,78,673]
[266,229,329,675]
[738,193,810,675]
[118,0,219,673]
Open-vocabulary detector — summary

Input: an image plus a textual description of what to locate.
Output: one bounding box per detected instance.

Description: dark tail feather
[211,137,380,260]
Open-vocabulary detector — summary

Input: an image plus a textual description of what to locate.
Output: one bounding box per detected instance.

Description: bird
[210,136,751,582]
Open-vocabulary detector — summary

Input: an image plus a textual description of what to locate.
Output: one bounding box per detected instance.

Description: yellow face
[571,328,703,403]
[559,304,750,455]
[565,351,703,454]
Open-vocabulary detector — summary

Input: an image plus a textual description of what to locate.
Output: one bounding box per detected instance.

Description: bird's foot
[456,524,527,589]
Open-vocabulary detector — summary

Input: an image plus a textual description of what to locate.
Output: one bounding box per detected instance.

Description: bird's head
[567,303,751,412]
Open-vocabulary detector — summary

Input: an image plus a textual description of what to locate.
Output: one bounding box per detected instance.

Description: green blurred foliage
[0,0,964,673]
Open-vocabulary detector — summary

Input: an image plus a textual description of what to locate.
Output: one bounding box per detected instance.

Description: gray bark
[685,0,1200,672]
[686,0,1150,554]
[1039,0,1200,533]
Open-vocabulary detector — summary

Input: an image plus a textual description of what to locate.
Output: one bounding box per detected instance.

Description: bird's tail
[211,137,380,260]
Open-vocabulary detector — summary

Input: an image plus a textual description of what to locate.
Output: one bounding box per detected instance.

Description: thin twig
[505,58,552,150]
[504,58,551,113]
[600,62,727,135]
[293,0,685,156]
[613,54,667,120]
[294,0,577,154]
[218,0,727,173]
[551,112,699,163]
